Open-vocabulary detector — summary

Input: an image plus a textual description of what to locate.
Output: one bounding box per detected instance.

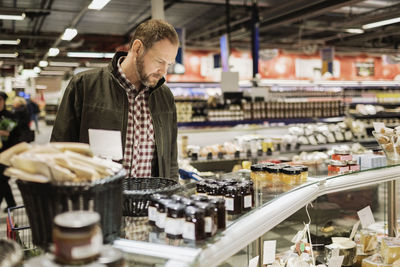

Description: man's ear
[131,39,142,55]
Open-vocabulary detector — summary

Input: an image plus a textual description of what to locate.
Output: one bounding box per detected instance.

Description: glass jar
[53,211,103,265]
[171,194,183,203]
[196,181,207,195]
[293,165,308,183]
[328,160,349,176]
[165,203,185,239]
[208,197,226,230]
[224,186,242,215]
[195,201,217,237]
[180,197,196,207]
[332,149,352,161]
[156,199,172,229]
[281,167,301,186]
[183,206,205,241]
[148,194,167,226]
[250,164,265,181]
[207,184,221,199]
[190,194,208,202]
[347,160,360,172]
[239,182,252,212]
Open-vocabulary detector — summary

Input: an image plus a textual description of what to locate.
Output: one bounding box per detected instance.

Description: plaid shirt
[116,57,155,178]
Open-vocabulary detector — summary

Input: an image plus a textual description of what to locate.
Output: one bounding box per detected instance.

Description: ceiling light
[67,52,114,58]
[0,39,20,45]
[362,17,400,30]
[345,28,364,34]
[48,48,60,57]
[40,70,66,76]
[49,61,80,67]
[88,0,111,10]
[39,60,48,67]
[0,52,18,58]
[0,13,25,21]
[33,67,41,73]
[61,28,78,41]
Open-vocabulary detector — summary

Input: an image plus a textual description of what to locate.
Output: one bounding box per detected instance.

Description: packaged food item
[224,186,242,215]
[381,237,400,264]
[53,211,103,265]
[360,230,378,253]
[328,160,349,176]
[325,237,357,266]
[194,202,217,237]
[165,203,185,239]
[362,254,392,267]
[208,197,226,230]
[332,149,352,161]
[183,206,205,241]
[281,167,301,186]
[148,194,167,226]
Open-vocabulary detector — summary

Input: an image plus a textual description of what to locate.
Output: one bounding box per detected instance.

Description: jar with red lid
[347,160,360,172]
[332,149,352,161]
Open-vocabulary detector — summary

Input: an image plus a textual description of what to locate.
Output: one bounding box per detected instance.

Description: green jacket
[51,51,179,179]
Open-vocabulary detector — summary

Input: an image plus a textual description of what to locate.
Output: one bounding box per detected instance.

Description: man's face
[135,39,178,88]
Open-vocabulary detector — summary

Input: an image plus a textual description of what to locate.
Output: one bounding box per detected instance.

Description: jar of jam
[53,211,103,265]
[165,203,185,239]
[182,206,205,241]
[180,197,196,207]
[171,194,183,203]
[208,198,226,230]
[221,178,237,186]
[281,167,301,186]
[224,186,242,215]
[239,182,253,211]
[293,165,308,183]
[347,160,360,172]
[328,160,349,176]
[207,184,221,199]
[196,181,207,195]
[266,165,280,184]
[156,199,172,229]
[250,164,265,181]
[190,194,208,202]
[194,202,217,237]
[332,149,352,161]
[148,194,167,226]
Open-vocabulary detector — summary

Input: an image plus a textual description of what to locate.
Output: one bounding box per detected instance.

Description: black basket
[123,177,181,217]
[16,169,126,249]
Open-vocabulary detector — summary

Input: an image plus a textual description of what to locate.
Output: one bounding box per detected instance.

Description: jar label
[148,206,157,222]
[225,197,234,211]
[70,231,102,259]
[165,218,183,236]
[205,216,212,233]
[244,195,252,208]
[156,213,167,229]
[182,222,195,240]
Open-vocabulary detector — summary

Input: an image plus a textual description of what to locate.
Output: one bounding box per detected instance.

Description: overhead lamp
[49,61,80,67]
[345,28,364,34]
[33,66,41,73]
[0,52,18,58]
[0,39,20,45]
[48,48,60,57]
[362,17,400,30]
[67,52,114,58]
[0,13,25,21]
[61,28,78,41]
[39,60,48,67]
[88,0,111,10]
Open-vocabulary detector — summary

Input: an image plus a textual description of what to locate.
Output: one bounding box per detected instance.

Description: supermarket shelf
[349,112,400,119]
[178,117,345,128]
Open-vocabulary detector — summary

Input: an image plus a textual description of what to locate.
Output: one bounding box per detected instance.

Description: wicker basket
[17,169,126,249]
[123,177,181,217]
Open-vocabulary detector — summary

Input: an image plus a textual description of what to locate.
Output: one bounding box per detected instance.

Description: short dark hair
[130,19,179,50]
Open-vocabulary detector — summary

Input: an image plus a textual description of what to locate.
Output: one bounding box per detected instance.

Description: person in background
[51,19,179,180]
[12,97,34,143]
[0,92,17,212]
[26,97,40,133]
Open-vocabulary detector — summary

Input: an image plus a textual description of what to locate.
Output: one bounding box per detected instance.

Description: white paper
[357,206,375,229]
[248,256,259,267]
[88,129,123,161]
[328,255,344,267]
[373,122,385,133]
[349,221,360,239]
[263,240,276,265]
[331,248,339,257]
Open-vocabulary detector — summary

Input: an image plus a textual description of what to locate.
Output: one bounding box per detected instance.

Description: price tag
[349,221,360,240]
[263,240,276,265]
[248,256,259,267]
[291,226,306,243]
[331,248,340,257]
[328,255,344,267]
[373,122,385,133]
[357,206,375,229]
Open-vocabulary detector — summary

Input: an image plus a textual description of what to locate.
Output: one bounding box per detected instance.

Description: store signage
[320,47,334,75]
[355,61,374,77]
[220,34,230,72]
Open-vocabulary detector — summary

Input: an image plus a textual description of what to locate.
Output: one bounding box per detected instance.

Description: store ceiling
[0,0,400,75]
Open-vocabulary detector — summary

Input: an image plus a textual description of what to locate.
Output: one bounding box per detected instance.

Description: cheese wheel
[381,237,400,264]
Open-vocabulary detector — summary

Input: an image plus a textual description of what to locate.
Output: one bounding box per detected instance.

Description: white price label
[182,222,195,240]
[225,197,234,211]
[244,195,252,208]
[263,240,276,265]
[331,248,340,257]
[349,221,360,240]
[357,206,375,229]
[205,217,212,233]
[248,256,259,267]
[148,206,157,221]
[328,255,344,267]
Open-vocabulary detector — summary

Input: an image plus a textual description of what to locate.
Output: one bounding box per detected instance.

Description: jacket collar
[109,51,166,92]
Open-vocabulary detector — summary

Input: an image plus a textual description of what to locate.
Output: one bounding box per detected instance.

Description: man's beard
[136,53,162,88]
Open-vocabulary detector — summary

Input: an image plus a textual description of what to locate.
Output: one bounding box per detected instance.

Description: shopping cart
[6,205,36,253]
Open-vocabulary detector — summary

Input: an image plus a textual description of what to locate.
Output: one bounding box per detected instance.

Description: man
[51,19,179,180]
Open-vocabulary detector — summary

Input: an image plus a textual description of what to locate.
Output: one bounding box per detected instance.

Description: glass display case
[113,164,400,267]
